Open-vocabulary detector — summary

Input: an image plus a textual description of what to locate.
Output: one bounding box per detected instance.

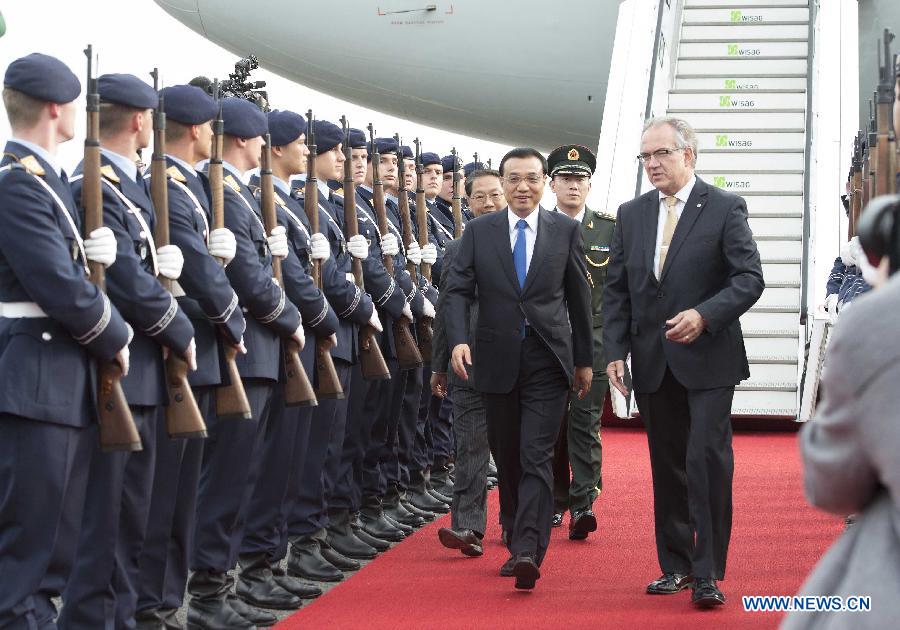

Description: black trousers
[635,366,734,580]
[482,334,569,566]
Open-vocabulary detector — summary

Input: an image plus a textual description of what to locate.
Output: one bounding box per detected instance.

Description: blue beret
[441,155,461,173]
[313,119,343,152]
[160,85,216,125]
[268,109,306,146]
[221,97,267,138]
[369,137,399,155]
[420,152,441,168]
[464,161,485,177]
[348,128,367,149]
[400,145,414,160]
[4,53,81,103]
[97,73,157,109]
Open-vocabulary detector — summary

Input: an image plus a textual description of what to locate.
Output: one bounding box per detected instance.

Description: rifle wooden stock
[451,148,463,238]
[261,136,317,407]
[150,73,207,438]
[341,118,389,380]
[83,46,141,452]
[217,344,252,418]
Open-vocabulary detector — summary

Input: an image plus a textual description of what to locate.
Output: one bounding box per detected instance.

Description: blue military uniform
[62,73,196,630]
[0,55,131,629]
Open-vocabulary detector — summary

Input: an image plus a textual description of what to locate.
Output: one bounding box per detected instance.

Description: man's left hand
[665,308,706,344]
[573,366,592,400]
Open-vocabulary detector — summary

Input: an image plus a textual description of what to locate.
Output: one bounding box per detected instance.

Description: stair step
[685,0,809,7]
[678,58,807,76]
[749,215,802,236]
[697,131,806,150]
[698,170,804,193]
[683,7,809,24]
[757,286,800,308]
[742,309,797,329]
[757,239,803,258]
[762,262,801,284]
[682,24,809,41]
[676,76,807,91]
[678,41,808,58]
[678,110,805,130]
[743,329,798,337]
[697,151,805,170]
[755,234,801,241]
[669,91,807,110]
[750,304,799,312]
[745,335,800,356]
[731,407,798,417]
[747,197,804,214]
[748,360,799,384]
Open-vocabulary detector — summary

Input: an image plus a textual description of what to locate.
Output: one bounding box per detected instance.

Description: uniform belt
[0,301,48,318]
[172,282,187,298]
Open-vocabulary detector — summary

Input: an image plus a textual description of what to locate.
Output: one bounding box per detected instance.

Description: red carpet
[278,428,842,629]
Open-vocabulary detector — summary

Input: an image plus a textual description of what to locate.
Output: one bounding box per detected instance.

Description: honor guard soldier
[547,144,613,540]
[0,53,132,630]
[133,84,246,630]
[241,108,341,609]
[187,97,304,630]
[63,73,196,630]
[436,153,462,226]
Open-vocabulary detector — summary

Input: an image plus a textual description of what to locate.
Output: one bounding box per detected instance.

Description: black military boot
[236,553,302,611]
[271,564,322,600]
[186,570,255,630]
[358,501,406,542]
[326,508,379,559]
[287,536,344,582]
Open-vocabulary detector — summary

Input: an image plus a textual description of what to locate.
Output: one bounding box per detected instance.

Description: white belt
[172,282,187,298]
[0,301,48,318]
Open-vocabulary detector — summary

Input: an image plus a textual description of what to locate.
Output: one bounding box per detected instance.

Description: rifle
[849,134,863,238]
[83,46,141,452]
[303,111,344,399]
[260,134,318,406]
[340,117,389,380]
[368,125,422,369]
[209,82,253,419]
[865,99,876,204]
[149,69,206,438]
[875,30,897,196]
[413,138,433,361]
[450,147,463,238]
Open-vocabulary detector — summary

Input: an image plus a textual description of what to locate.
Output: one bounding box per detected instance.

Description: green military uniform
[546,145,615,529]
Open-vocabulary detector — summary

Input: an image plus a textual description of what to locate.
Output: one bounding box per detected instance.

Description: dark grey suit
[445,207,592,564]
[432,238,490,535]
[603,177,764,580]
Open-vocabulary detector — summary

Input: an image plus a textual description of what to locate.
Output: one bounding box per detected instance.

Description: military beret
[97,73,157,109]
[369,137,399,155]
[400,145,414,160]
[441,155,461,173]
[547,144,596,177]
[4,53,81,104]
[221,97,267,138]
[348,128,367,149]
[313,119,343,152]
[420,152,441,168]
[464,161,485,177]
[267,109,306,146]
[161,85,216,125]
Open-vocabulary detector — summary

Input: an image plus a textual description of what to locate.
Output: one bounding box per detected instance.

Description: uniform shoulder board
[166,165,187,183]
[19,155,46,177]
[100,164,120,183]
[223,174,241,192]
[333,187,344,197]
[593,209,616,222]
[273,192,287,207]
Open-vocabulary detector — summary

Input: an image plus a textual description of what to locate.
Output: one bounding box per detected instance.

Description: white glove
[829,300,841,325]
[421,297,436,319]
[823,294,838,312]
[267,225,289,259]
[380,232,400,256]
[840,238,856,266]
[115,342,130,377]
[156,244,184,280]
[368,308,383,332]
[847,236,863,268]
[406,240,422,265]
[347,234,369,260]
[208,228,236,266]
[182,337,197,371]
[421,243,438,265]
[84,226,117,267]
[291,323,305,351]
[401,303,413,322]
[309,232,330,261]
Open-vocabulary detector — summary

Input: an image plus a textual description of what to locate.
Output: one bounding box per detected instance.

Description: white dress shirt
[654,174,695,279]
[100,148,138,183]
[9,138,63,177]
[508,206,539,275]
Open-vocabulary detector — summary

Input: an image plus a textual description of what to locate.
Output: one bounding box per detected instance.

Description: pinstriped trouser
[448,384,490,535]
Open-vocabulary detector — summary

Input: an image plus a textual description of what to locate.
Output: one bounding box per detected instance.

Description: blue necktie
[513,219,528,289]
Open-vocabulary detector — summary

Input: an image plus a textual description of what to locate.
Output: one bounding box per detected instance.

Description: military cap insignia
[19,155,46,177]
[166,165,187,183]
[223,174,241,192]
[100,164,120,183]
[568,148,580,161]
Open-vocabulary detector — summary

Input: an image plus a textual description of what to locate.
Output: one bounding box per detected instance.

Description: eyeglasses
[636,147,684,163]
[469,192,504,203]
[503,174,544,186]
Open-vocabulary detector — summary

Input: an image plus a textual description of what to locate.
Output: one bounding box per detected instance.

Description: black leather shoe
[186,597,255,630]
[499,555,516,577]
[288,539,344,582]
[430,478,454,497]
[691,578,725,608]
[320,545,360,571]
[427,487,452,504]
[236,571,302,610]
[408,490,450,513]
[401,500,436,520]
[350,524,392,551]
[272,568,322,600]
[551,512,563,528]
[227,594,276,627]
[134,609,165,630]
[382,512,414,535]
[157,609,182,630]
[438,527,483,557]
[512,555,540,590]
[384,501,426,528]
[646,573,694,594]
[359,513,406,542]
[486,476,498,490]
[568,509,597,540]
[327,527,379,559]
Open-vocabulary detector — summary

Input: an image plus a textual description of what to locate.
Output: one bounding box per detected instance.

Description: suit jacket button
[656,291,664,299]
[42,331,52,341]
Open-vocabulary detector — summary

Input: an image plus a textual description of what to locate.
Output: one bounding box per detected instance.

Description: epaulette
[223,174,241,192]
[100,164,120,183]
[273,192,287,208]
[166,165,187,183]
[593,209,616,222]
[20,155,46,177]
[333,187,344,197]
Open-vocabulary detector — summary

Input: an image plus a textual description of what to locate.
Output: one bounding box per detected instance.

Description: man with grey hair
[603,116,764,608]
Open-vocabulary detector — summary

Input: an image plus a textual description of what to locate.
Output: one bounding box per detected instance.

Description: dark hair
[499,147,547,176]
[464,168,501,196]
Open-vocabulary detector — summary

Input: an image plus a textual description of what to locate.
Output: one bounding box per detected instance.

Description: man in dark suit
[445,148,593,590]
[603,117,764,608]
